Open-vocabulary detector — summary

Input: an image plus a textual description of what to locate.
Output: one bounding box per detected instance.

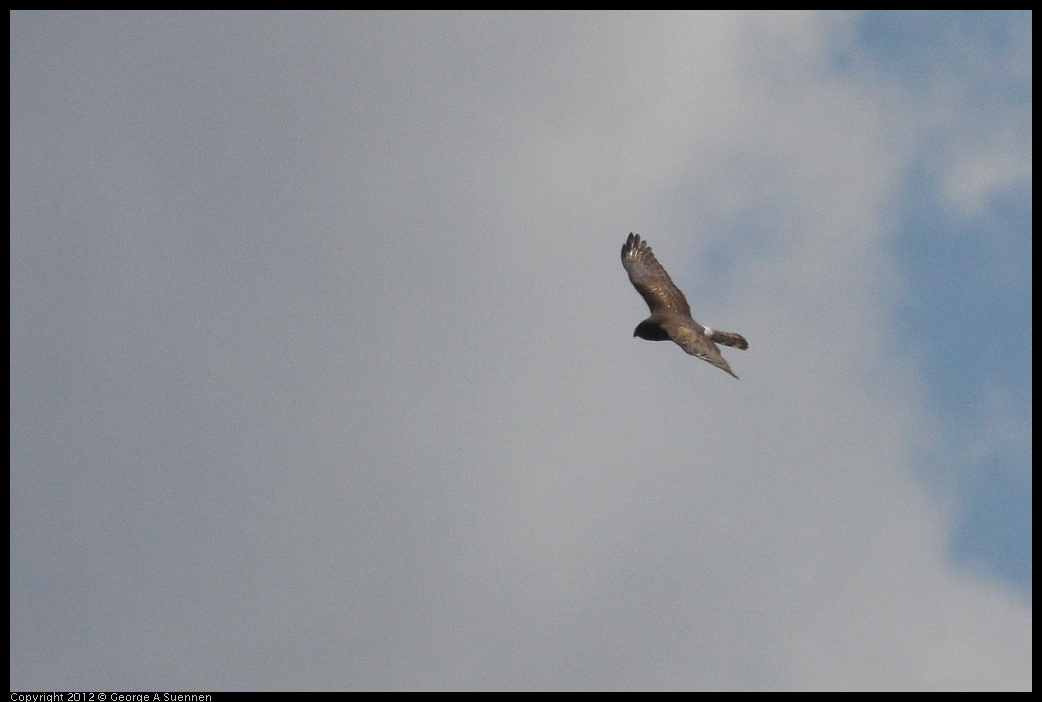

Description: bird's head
[633,320,670,341]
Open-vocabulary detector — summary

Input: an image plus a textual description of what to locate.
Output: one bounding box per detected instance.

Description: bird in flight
[621,233,748,379]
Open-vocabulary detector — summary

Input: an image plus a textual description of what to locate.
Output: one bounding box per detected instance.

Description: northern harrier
[621,233,748,379]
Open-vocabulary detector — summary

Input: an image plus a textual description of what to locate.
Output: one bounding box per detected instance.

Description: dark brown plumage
[621,233,748,379]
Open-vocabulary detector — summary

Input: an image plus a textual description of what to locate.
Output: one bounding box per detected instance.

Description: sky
[9,11,1031,691]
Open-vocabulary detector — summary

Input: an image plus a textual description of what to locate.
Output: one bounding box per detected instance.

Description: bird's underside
[621,232,748,379]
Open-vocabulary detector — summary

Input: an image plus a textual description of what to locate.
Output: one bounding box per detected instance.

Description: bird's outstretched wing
[620,233,691,317]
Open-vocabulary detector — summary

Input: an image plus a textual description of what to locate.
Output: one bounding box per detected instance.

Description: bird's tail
[709,330,749,350]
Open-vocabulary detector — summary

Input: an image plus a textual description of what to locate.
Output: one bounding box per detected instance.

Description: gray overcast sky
[10,11,1031,691]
